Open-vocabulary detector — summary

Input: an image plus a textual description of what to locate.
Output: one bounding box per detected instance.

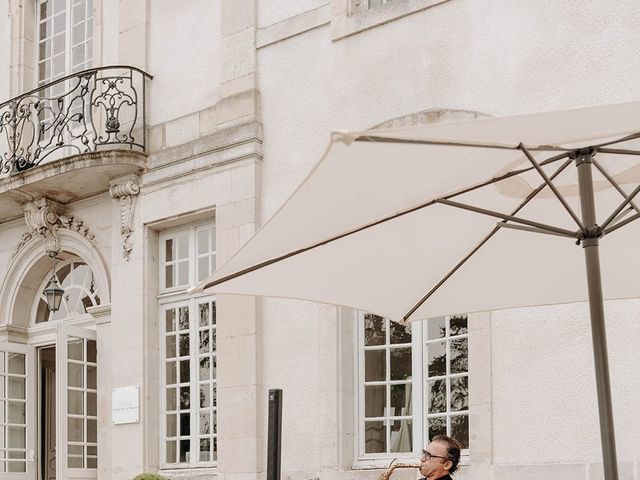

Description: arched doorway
[0,232,109,480]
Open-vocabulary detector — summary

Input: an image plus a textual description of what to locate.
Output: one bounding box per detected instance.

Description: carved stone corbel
[23,198,64,257]
[13,197,97,259]
[109,176,140,261]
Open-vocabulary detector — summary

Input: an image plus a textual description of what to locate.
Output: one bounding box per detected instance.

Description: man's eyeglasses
[420,449,449,461]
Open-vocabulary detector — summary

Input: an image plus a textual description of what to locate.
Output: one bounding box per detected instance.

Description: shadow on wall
[370,108,491,130]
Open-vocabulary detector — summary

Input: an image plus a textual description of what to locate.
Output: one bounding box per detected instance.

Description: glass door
[56,327,97,480]
[0,343,36,480]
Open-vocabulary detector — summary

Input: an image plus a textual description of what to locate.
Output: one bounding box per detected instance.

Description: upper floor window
[367,0,393,7]
[357,313,469,460]
[35,260,101,324]
[160,223,216,293]
[37,0,94,88]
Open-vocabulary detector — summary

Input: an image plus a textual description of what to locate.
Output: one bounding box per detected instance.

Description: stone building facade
[0,1,639,480]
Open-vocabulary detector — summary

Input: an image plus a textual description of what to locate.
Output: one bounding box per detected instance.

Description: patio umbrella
[194,101,640,480]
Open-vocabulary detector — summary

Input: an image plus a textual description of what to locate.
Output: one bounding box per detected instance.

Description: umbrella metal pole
[576,150,618,480]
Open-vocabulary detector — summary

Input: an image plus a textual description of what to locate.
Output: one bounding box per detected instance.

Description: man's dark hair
[432,435,463,474]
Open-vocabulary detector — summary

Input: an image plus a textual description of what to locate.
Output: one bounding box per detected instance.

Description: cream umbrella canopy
[194,102,640,480]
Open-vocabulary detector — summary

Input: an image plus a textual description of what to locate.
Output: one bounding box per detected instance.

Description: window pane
[198,257,209,281]
[87,340,97,363]
[390,348,411,380]
[8,378,25,399]
[166,362,176,384]
[427,317,446,340]
[166,309,176,332]
[178,235,189,259]
[178,307,189,330]
[390,320,411,344]
[364,385,385,417]
[166,441,176,463]
[179,387,190,409]
[68,339,83,361]
[179,361,190,383]
[165,265,174,289]
[8,401,25,424]
[390,419,412,453]
[166,336,176,359]
[87,365,97,389]
[199,412,210,434]
[178,334,189,357]
[199,385,210,408]
[68,417,83,442]
[427,341,446,377]
[197,229,209,254]
[364,421,386,453]
[449,315,468,335]
[364,350,385,382]
[450,338,468,374]
[199,439,210,462]
[179,439,190,463]
[166,388,177,411]
[199,303,210,327]
[87,392,97,416]
[199,331,210,354]
[364,314,385,346]
[179,414,190,436]
[8,354,25,375]
[199,357,210,381]
[451,415,469,449]
[178,261,189,285]
[166,414,177,437]
[68,363,84,388]
[165,239,174,262]
[68,390,83,415]
[7,426,25,449]
[87,419,97,442]
[390,383,411,415]
[450,377,468,412]
[427,416,447,442]
[427,380,446,414]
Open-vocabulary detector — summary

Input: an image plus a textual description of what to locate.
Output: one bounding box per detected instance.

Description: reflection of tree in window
[426,315,469,448]
[36,261,100,323]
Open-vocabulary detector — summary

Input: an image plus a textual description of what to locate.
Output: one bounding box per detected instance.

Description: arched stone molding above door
[0,229,111,331]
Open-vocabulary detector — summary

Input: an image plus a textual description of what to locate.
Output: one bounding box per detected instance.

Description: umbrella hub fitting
[576,226,602,247]
[571,147,596,165]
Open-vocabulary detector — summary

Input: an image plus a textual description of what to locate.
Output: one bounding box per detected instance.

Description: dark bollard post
[267,389,283,480]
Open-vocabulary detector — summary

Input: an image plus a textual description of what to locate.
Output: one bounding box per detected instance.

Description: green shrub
[133,474,167,480]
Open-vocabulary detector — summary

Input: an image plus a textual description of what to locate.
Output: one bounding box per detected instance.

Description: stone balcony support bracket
[109,175,141,261]
[14,197,96,259]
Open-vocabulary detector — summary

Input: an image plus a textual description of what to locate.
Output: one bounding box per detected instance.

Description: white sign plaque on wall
[112,386,140,424]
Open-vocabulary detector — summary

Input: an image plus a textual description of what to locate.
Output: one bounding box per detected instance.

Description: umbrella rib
[354,135,567,152]
[591,158,640,214]
[203,152,571,291]
[495,222,575,238]
[596,147,640,156]
[519,144,585,231]
[436,199,578,238]
[603,212,640,236]
[599,182,640,231]
[402,159,574,322]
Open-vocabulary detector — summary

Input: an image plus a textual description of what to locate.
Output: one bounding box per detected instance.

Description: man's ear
[443,459,453,472]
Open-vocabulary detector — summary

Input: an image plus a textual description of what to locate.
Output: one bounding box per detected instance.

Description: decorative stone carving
[109,177,140,261]
[13,198,96,258]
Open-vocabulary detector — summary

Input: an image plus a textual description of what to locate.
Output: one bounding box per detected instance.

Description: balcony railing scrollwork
[0,65,152,176]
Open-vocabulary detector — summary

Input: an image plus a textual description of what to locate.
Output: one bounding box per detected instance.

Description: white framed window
[159,221,217,468]
[161,298,217,466]
[37,0,94,87]
[160,223,216,293]
[357,313,469,461]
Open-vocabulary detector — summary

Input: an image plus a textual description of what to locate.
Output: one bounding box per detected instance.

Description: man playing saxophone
[419,435,462,480]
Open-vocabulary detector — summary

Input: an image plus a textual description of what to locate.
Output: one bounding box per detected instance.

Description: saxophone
[377,461,421,480]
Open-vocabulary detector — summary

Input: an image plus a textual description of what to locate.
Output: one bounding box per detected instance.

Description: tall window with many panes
[160,222,217,467]
[358,313,469,459]
[37,0,93,89]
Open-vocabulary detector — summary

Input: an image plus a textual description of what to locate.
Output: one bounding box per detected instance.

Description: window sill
[159,465,218,479]
[332,0,452,41]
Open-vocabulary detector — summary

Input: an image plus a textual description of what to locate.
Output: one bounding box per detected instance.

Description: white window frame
[158,222,218,470]
[159,223,216,295]
[36,0,94,86]
[355,313,470,466]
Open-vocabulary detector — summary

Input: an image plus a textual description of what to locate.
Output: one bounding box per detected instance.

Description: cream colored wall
[0,1,9,102]
[256,1,640,479]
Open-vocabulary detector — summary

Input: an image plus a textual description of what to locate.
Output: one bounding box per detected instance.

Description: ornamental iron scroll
[0,66,152,176]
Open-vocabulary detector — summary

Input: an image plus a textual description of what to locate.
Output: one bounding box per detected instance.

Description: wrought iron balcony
[0,65,152,177]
